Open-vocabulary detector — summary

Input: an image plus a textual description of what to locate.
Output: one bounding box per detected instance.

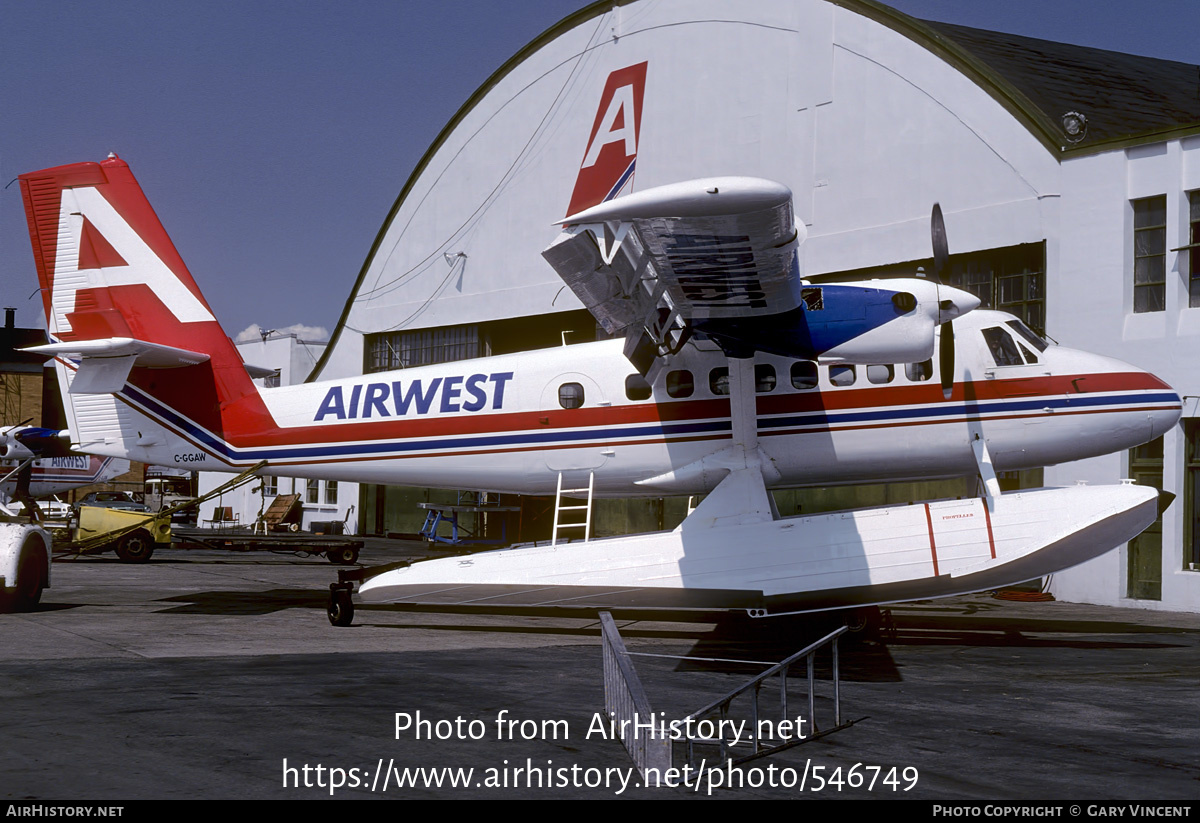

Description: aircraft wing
[542,177,978,376]
[542,177,804,374]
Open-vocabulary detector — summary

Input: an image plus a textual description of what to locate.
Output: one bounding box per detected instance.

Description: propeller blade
[940,321,955,400]
[931,202,949,282]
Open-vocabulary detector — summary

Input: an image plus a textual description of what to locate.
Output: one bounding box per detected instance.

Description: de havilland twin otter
[14,152,1181,620]
[15,55,1182,620]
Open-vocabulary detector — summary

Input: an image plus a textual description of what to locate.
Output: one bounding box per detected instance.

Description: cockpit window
[1005,319,1048,352]
[1017,343,1039,364]
[982,327,1024,367]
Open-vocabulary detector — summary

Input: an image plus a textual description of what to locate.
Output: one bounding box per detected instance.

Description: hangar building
[310,0,1200,613]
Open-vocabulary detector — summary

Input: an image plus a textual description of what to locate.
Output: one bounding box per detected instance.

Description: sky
[2,0,1196,342]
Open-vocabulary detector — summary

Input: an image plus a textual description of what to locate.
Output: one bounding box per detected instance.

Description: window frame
[1132,195,1167,314]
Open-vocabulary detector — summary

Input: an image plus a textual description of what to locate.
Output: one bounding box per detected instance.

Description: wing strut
[679,357,777,529]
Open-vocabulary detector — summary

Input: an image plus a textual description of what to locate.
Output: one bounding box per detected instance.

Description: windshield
[1005,319,1049,352]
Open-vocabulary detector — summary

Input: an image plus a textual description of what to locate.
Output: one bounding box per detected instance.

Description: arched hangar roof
[311,0,1200,381]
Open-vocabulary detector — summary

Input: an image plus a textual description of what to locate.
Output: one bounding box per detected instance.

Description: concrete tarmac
[1,540,1197,800]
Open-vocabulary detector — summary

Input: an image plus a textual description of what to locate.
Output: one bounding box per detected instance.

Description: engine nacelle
[0,427,72,461]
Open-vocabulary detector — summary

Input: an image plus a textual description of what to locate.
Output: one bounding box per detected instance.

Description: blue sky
[2,0,1195,342]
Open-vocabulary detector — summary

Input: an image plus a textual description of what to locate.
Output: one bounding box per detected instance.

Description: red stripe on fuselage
[202,369,1171,450]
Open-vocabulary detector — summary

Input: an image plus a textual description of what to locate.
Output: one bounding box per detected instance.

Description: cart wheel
[288,523,300,532]
[326,546,360,565]
[114,529,155,563]
[328,584,354,627]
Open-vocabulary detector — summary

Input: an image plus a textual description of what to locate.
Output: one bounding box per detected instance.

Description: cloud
[234,323,330,344]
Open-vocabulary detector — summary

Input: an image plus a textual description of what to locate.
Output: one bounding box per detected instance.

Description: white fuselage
[83,310,1181,496]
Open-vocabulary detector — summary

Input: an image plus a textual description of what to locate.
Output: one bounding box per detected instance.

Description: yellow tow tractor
[60,462,266,563]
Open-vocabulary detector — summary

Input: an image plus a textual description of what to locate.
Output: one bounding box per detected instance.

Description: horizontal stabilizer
[24,337,209,395]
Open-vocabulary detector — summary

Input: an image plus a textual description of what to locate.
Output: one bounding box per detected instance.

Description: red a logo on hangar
[565,61,648,216]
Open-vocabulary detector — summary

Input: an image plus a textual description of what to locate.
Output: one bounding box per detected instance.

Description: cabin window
[791,361,818,389]
[829,365,855,387]
[709,368,729,396]
[982,327,1023,367]
[667,370,695,398]
[755,364,776,393]
[905,360,932,382]
[866,364,894,385]
[558,382,584,409]
[625,374,651,401]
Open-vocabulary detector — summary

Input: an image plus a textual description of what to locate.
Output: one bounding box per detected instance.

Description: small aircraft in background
[1,424,130,517]
[14,156,1179,620]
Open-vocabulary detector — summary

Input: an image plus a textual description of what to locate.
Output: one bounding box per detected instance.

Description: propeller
[930,203,956,399]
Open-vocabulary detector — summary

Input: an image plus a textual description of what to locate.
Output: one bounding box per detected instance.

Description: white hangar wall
[1044,138,1200,611]
[316,0,1058,382]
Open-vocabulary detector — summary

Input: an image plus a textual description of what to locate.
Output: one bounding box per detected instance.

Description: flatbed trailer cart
[55,461,268,562]
[171,527,363,564]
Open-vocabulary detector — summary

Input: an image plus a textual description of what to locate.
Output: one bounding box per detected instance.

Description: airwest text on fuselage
[314,372,515,421]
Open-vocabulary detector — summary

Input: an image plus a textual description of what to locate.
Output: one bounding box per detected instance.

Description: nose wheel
[328,582,355,627]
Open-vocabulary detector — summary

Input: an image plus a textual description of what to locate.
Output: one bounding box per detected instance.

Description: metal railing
[599,611,671,778]
[682,624,856,767]
[600,612,861,777]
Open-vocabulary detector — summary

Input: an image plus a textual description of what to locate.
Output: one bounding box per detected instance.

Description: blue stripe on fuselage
[115,378,1175,466]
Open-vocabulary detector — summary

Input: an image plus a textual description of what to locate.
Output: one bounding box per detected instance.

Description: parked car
[36,496,71,520]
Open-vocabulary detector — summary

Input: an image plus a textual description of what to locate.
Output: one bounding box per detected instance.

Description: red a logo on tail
[565,62,648,217]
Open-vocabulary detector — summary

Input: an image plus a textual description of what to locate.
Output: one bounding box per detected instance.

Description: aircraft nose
[1144,372,1183,442]
[936,284,981,324]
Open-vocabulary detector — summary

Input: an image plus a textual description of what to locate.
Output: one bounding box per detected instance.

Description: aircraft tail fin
[18,155,263,464]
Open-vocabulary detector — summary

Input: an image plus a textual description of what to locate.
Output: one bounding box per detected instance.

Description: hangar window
[364,324,484,373]
[306,478,319,504]
[625,374,652,401]
[866,364,894,384]
[944,244,1045,334]
[1188,192,1200,308]
[558,382,584,409]
[325,481,338,505]
[828,365,855,387]
[1186,421,1200,571]
[1127,437,1164,600]
[905,360,932,382]
[1132,195,1167,313]
[709,368,729,396]
[755,364,776,393]
[667,370,695,398]
[791,361,818,389]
